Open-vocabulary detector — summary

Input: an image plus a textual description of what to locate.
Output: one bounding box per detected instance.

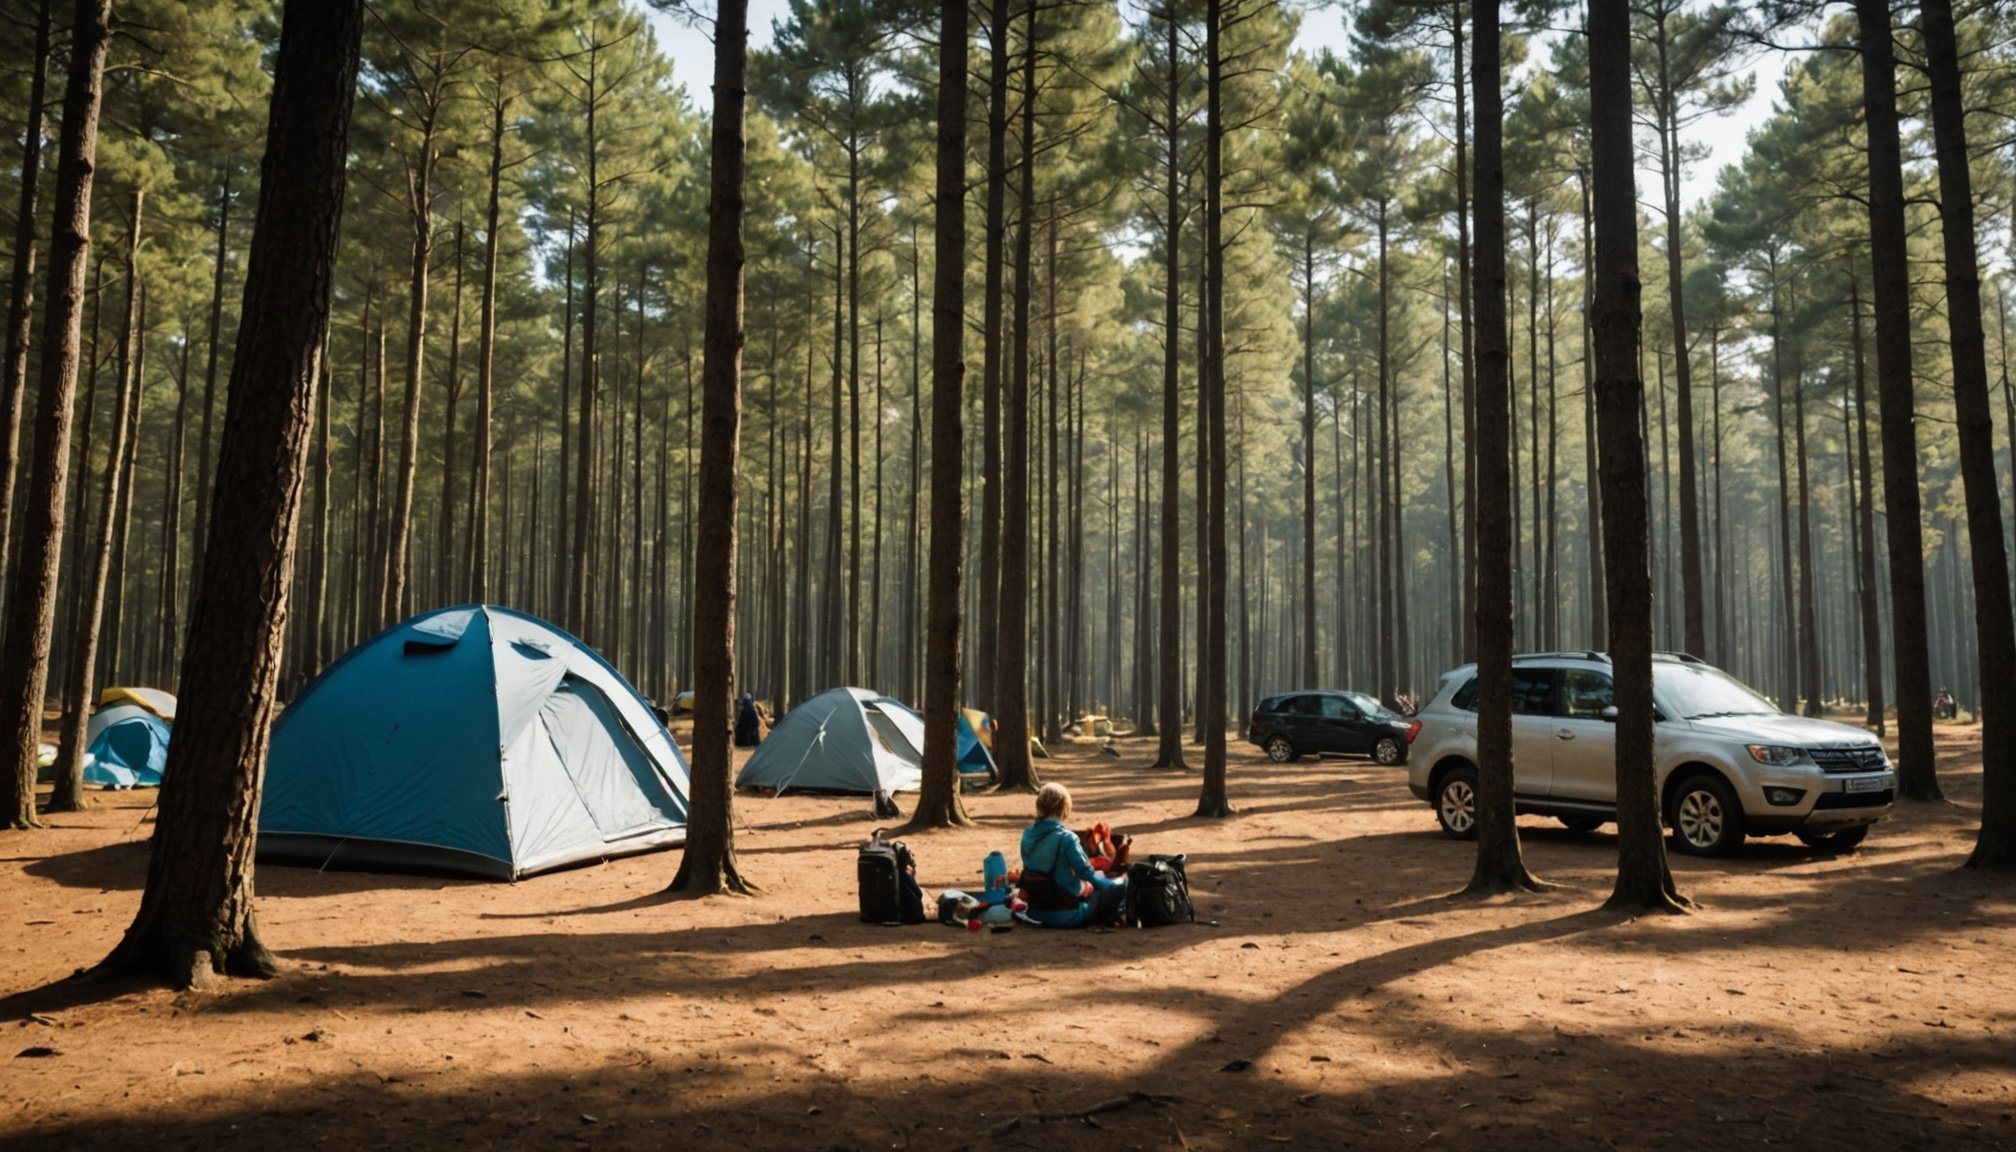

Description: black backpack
[1123,854,1195,927]
[858,831,927,925]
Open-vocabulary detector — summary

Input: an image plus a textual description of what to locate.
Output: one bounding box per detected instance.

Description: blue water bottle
[984,850,1008,893]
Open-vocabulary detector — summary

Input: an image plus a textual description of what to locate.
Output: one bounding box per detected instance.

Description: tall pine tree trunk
[0,0,113,831]
[1579,168,1604,648]
[384,110,439,627]
[995,4,1041,793]
[467,80,506,602]
[1652,16,1706,660]
[0,0,52,592]
[436,219,464,605]
[1793,357,1821,717]
[569,47,602,640]
[672,0,754,894]
[977,0,1012,711]
[1195,0,1231,818]
[1855,0,1939,800]
[911,0,973,828]
[96,0,364,986]
[1152,0,1186,769]
[1464,0,1540,893]
[1849,268,1884,733]
[309,353,331,674]
[47,191,143,815]
[1302,234,1319,684]
[1590,0,1680,911]
[1454,0,1475,663]
[191,172,231,599]
[1922,0,2016,868]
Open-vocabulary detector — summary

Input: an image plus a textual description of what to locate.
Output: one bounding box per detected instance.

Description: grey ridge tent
[734,687,926,795]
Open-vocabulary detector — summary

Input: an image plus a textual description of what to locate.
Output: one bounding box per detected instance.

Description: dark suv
[1247,690,1420,765]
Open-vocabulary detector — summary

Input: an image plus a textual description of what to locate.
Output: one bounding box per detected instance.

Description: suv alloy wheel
[1436,765,1479,839]
[1668,773,1746,856]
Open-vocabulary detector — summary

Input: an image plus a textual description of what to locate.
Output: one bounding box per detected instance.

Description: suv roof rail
[1652,650,1707,665]
[1512,651,1608,663]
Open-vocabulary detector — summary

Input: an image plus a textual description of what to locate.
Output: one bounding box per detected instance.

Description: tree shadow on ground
[10,987,2011,1152]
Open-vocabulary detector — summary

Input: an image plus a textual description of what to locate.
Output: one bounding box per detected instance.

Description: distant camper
[735,695,765,747]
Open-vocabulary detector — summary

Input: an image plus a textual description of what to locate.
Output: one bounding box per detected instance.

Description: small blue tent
[260,605,689,880]
[86,701,171,788]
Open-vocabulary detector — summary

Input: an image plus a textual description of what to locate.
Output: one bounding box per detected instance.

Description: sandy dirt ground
[3,726,2013,1151]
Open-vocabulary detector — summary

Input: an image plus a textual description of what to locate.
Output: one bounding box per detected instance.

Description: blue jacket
[1019,818,1116,928]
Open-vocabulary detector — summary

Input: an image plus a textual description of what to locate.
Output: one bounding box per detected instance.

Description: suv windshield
[1659,664,1779,720]
[1346,691,1386,718]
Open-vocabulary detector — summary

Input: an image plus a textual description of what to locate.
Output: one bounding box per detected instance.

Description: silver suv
[1406,652,1896,855]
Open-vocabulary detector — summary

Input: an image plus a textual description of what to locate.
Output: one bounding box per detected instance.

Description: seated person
[1019,783,1126,928]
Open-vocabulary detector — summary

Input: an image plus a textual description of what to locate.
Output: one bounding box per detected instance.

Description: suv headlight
[1746,744,1812,766]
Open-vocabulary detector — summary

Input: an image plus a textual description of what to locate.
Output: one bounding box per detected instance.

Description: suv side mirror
[1599,705,1619,723]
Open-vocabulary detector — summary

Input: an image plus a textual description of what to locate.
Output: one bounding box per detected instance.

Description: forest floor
[2,725,2013,1151]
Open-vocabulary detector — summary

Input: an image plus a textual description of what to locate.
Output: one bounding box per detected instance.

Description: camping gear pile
[856,836,1195,930]
[259,605,690,880]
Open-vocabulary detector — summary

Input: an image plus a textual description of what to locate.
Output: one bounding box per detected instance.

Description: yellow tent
[962,708,994,750]
[960,709,1047,758]
[97,687,176,721]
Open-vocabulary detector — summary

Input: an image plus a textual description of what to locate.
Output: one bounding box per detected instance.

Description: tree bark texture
[97,0,364,986]
[0,0,112,832]
[1652,13,1706,662]
[910,0,973,830]
[1921,0,2016,869]
[995,4,1040,794]
[1152,1,1186,769]
[1854,0,1940,800]
[47,191,144,816]
[1849,269,1884,734]
[384,112,438,628]
[977,0,1011,712]
[1591,0,1682,912]
[1195,0,1231,818]
[0,0,53,593]
[468,80,506,602]
[1464,0,1539,893]
[672,0,754,895]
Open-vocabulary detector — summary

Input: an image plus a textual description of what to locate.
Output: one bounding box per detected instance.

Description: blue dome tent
[85,693,173,788]
[260,605,689,880]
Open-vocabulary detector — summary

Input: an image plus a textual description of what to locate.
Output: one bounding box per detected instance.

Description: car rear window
[1451,678,1479,711]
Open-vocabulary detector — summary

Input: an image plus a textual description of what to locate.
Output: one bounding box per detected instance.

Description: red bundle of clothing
[1077,821,1132,875]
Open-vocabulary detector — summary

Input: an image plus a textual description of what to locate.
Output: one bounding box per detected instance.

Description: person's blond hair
[1035,782,1072,821]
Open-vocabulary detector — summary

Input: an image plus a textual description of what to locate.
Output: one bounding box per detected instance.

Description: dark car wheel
[1668,773,1746,857]
[1264,735,1298,763]
[1435,766,1479,840]
[1795,824,1869,853]
[1373,736,1405,766]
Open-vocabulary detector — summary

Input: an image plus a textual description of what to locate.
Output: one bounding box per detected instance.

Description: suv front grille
[1807,746,1888,774]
